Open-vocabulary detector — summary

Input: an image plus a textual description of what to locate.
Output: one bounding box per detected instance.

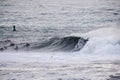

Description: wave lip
[32,36,89,52]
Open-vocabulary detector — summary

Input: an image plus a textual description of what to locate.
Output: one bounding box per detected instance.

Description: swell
[0,36,88,52]
[31,36,89,51]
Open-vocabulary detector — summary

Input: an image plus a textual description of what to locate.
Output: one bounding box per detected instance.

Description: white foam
[0,27,120,63]
[80,37,120,54]
[71,27,120,40]
[71,27,120,54]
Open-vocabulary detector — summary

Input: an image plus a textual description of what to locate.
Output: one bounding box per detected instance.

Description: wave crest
[32,36,88,51]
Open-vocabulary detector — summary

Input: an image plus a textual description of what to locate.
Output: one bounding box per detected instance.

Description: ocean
[0,0,120,80]
[0,0,120,46]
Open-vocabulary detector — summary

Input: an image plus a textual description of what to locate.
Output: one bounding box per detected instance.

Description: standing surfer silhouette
[13,25,16,31]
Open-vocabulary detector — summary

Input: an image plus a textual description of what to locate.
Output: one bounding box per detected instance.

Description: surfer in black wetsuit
[13,25,16,31]
[24,43,30,47]
[0,48,4,51]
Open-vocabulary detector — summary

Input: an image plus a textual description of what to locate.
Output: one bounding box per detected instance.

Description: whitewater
[0,0,120,80]
[0,27,120,80]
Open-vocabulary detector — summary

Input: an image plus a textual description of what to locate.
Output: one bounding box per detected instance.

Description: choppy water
[0,0,120,52]
[0,1,120,80]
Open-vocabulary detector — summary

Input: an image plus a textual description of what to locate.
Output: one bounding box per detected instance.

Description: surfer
[0,48,4,51]
[24,43,30,47]
[10,43,15,46]
[13,25,16,31]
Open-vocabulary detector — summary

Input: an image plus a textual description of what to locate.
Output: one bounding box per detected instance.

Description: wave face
[0,27,120,55]
[0,36,88,52]
[31,36,88,51]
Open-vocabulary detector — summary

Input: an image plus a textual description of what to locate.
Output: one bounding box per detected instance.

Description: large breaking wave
[31,36,88,51]
[0,27,120,55]
[72,27,120,54]
[0,35,89,52]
